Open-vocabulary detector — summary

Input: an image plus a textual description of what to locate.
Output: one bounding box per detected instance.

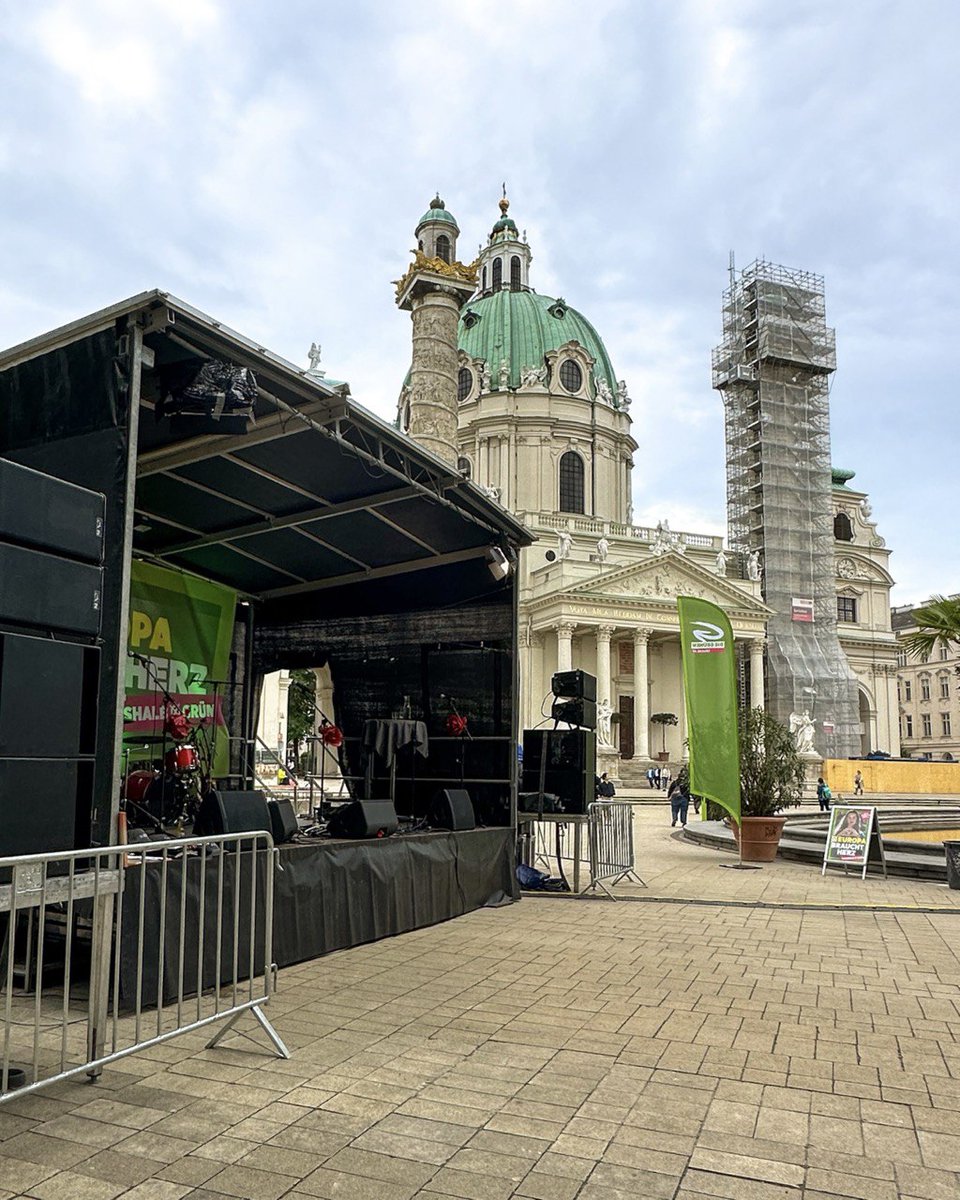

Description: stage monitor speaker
[267,797,299,844]
[0,543,103,636]
[550,697,597,731]
[430,788,476,831]
[0,631,99,757]
[521,728,595,816]
[194,789,271,838]
[327,800,398,839]
[551,669,597,703]
[0,459,105,564]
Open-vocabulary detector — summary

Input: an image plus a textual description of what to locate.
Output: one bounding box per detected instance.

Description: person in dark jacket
[667,776,690,827]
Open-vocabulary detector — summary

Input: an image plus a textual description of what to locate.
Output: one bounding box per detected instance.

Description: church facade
[396,195,899,777]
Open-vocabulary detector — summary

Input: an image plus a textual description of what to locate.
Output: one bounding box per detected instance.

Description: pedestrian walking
[660,765,672,792]
[646,767,656,789]
[853,769,864,796]
[667,776,690,827]
[816,776,832,812]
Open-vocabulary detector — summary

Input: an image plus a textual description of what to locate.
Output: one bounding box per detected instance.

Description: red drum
[164,744,198,772]
[124,770,156,804]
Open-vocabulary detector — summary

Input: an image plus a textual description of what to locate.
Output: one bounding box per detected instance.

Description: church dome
[458,289,619,395]
[416,196,458,233]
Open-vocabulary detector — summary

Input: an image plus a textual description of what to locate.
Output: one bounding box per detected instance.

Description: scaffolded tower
[713,258,860,758]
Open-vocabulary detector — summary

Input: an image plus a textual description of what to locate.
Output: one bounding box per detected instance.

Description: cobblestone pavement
[1,812,959,1199]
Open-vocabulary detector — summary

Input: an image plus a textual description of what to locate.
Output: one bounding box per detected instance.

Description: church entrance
[619,696,634,758]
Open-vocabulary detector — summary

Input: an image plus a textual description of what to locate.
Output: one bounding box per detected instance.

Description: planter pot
[736,816,786,862]
[656,751,669,762]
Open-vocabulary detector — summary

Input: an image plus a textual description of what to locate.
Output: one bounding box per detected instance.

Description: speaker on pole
[551,669,597,703]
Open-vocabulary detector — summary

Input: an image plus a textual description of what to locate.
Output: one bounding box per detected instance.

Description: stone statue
[480,359,491,391]
[307,342,323,372]
[498,358,510,390]
[520,363,548,387]
[747,550,762,581]
[649,520,685,557]
[557,530,572,561]
[859,498,872,519]
[790,710,816,755]
[594,373,613,404]
[616,379,631,409]
[596,698,615,749]
[596,536,610,563]
[715,549,728,575]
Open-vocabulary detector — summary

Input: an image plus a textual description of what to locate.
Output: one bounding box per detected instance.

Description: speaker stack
[520,669,597,816]
[0,459,106,855]
[550,668,597,730]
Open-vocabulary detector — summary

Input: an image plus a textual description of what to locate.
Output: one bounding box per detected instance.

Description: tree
[287,669,317,774]
[650,712,678,755]
[738,706,804,818]
[900,596,960,662]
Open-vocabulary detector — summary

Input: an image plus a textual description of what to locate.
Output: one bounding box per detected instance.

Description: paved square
[1,809,958,1198]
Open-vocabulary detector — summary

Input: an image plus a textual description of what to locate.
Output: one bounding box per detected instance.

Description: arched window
[559,451,585,514]
[457,456,472,479]
[510,256,521,290]
[834,512,853,541]
[559,360,583,393]
[481,266,487,292]
[457,367,473,403]
[492,258,503,289]
[436,234,451,263]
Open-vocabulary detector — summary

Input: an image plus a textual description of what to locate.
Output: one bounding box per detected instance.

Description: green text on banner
[678,596,741,823]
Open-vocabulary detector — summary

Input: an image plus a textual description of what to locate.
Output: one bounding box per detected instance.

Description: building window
[942,712,952,737]
[940,645,951,661]
[457,367,473,403]
[896,649,907,667]
[904,714,913,738]
[457,456,471,479]
[492,258,502,289]
[837,596,857,623]
[510,256,521,290]
[834,512,854,541]
[481,266,487,291]
[436,234,451,263]
[903,679,912,701]
[559,360,583,393]
[559,451,585,514]
[921,676,931,701]
[922,713,932,737]
[897,681,902,703]
[940,674,951,700]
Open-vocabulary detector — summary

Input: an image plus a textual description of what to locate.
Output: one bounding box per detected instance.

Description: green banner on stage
[678,596,741,823]
[124,562,237,775]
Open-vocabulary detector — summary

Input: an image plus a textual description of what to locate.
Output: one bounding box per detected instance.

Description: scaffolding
[714,258,860,758]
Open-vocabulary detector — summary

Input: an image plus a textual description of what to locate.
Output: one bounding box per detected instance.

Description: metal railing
[1,831,288,1105]
[586,802,646,897]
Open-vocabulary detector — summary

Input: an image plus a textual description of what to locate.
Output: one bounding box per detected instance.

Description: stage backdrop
[124,561,236,775]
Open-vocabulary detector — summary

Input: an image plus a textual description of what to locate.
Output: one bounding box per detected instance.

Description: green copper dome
[492,216,518,234]
[458,290,619,395]
[416,195,458,232]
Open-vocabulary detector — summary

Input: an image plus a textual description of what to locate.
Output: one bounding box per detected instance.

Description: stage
[119,827,517,1004]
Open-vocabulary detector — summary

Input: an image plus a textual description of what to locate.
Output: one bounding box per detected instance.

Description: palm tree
[900,596,960,661]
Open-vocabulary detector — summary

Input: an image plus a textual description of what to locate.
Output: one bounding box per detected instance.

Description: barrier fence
[586,801,646,897]
[1,831,288,1105]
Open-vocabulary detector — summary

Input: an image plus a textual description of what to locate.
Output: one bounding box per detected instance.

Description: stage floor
[119,826,518,1003]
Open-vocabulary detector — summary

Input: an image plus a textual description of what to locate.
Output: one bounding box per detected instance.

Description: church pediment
[558,551,771,616]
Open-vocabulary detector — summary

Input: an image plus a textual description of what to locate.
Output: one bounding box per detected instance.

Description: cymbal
[124,734,170,744]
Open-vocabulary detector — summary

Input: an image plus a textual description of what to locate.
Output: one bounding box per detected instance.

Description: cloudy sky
[3,0,957,604]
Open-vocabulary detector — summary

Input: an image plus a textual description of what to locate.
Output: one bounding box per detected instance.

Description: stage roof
[0,291,532,613]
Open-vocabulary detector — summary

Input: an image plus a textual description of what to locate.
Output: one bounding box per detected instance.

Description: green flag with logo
[677,596,740,823]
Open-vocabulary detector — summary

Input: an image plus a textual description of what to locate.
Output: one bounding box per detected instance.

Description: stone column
[556,622,575,673]
[749,638,766,710]
[633,628,651,759]
[405,288,463,465]
[595,625,615,750]
[529,632,544,732]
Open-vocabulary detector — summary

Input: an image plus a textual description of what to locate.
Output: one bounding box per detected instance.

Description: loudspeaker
[267,797,299,844]
[194,789,271,838]
[0,760,86,856]
[0,543,103,636]
[0,632,99,757]
[521,728,595,815]
[551,669,597,702]
[550,697,597,730]
[0,459,105,564]
[430,788,476,831]
[327,800,398,839]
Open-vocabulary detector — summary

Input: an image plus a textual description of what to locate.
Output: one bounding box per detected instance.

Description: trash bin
[944,841,960,890]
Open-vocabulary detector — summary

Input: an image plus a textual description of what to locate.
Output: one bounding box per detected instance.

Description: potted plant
[735,706,805,861]
[650,712,678,761]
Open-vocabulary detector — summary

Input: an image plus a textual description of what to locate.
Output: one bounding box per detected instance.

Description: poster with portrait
[822,805,886,879]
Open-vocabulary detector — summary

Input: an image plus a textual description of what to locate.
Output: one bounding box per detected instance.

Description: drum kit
[122,727,209,832]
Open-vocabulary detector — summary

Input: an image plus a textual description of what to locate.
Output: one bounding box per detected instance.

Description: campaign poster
[123,561,237,775]
[822,805,877,877]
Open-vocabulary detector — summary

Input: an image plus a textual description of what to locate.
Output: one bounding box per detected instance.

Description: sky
[2,0,957,606]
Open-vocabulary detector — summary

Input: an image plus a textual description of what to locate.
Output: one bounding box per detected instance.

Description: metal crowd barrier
[586,801,646,897]
[0,831,289,1105]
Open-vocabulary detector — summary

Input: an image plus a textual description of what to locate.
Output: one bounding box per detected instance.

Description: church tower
[394,197,477,465]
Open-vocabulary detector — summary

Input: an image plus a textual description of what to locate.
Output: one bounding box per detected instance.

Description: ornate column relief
[595,624,616,750]
[749,638,766,711]
[556,622,575,674]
